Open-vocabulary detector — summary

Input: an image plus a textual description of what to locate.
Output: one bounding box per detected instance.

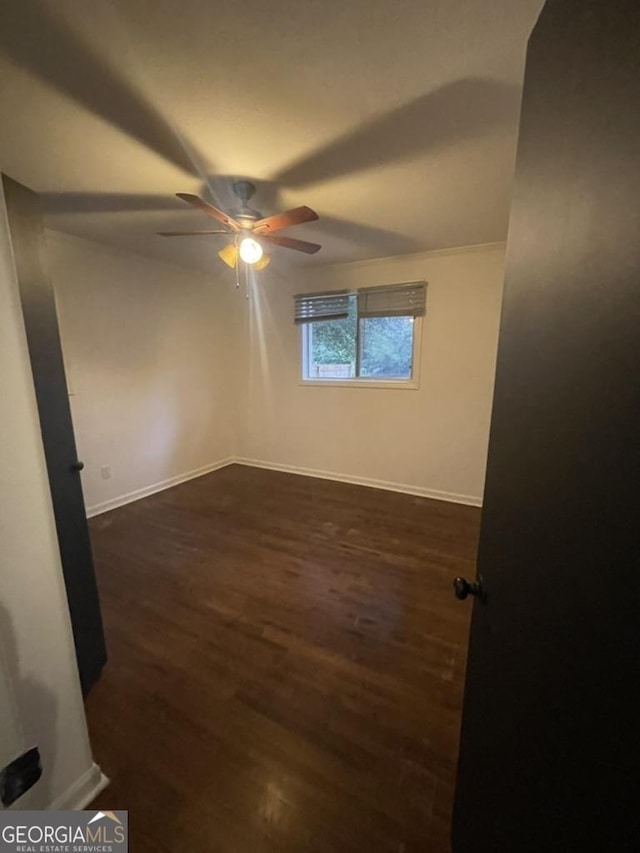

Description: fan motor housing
[232,209,261,224]
[231,181,261,223]
[232,180,256,203]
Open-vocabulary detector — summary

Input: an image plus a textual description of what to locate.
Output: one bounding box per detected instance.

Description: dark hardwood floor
[86,464,480,852]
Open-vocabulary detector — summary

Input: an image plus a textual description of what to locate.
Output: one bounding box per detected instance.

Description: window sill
[299,378,420,390]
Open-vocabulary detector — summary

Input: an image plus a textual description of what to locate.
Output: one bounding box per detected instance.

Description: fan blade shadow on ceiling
[44,178,269,218]
[40,188,422,261]
[40,181,259,218]
[0,0,205,178]
[312,215,424,257]
[41,192,185,215]
[274,78,522,188]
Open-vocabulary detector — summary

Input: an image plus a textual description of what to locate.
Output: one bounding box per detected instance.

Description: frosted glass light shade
[239,236,263,264]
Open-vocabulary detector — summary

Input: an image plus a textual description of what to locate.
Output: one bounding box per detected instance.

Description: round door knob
[71,460,85,472]
[453,577,482,600]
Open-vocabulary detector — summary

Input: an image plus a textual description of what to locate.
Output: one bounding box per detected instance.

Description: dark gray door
[453,1,640,849]
[3,175,107,694]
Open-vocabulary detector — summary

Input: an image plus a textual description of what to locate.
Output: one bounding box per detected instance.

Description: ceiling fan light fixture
[167,188,321,271]
[239,235,264,265]
[218,243,238,268]
[254,253,271,271]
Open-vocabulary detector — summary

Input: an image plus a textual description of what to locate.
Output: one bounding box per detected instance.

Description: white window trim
[299,313,423,390]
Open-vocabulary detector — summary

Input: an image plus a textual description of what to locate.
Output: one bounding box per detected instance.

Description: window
[296,282,426,386]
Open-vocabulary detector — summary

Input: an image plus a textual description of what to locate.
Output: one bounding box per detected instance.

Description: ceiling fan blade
[252,206,318,234]
[264,234,322,254]
[157,230,229,237]
[176,193,241,231]
[218,243,238,268]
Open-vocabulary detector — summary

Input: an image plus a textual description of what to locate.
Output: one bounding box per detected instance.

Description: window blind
[357,281,427,318]
[294,290,350,324]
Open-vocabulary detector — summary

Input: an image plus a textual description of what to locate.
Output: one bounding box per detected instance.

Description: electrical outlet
[100,465,112,480]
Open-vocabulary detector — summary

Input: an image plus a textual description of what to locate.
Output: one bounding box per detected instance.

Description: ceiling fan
[157,180,321,270]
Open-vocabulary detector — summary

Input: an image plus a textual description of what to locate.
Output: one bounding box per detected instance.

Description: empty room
[1,0,639,850]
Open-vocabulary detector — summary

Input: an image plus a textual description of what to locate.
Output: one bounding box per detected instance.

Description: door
[2,175,107,694]
[452,1,640,849]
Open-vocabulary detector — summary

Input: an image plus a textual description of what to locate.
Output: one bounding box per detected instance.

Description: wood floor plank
[87,465,479,852]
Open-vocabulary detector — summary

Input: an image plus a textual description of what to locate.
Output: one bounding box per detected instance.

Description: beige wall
[47,233,240,514]
[239,244,505,504]
[49,237,504,512]
[0,185,102,809]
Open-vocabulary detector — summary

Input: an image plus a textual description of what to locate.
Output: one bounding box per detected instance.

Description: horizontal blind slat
[357,281,427,318]
[294,290,350,324]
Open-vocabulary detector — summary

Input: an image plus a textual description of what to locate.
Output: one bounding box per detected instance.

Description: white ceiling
[0,0,544,275]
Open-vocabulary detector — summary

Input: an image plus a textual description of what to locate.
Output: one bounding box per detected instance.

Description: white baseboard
[86,455,482,517]
[235,457,483,507]
[47,762,109,811]
[86,458,235,517]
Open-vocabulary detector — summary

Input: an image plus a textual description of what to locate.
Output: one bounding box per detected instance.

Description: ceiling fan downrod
[232,180,257,206]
